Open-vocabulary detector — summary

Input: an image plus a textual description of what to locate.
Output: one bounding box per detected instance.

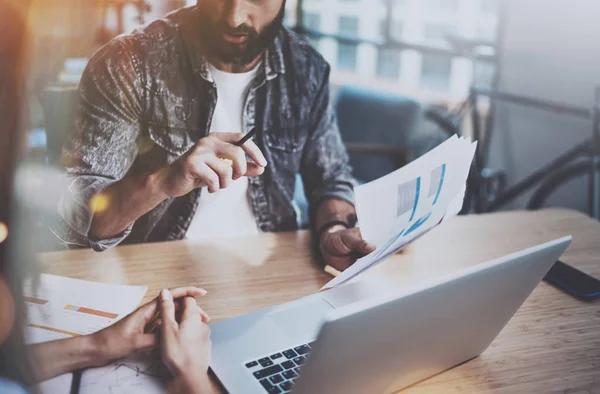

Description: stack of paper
[322,135,477,290]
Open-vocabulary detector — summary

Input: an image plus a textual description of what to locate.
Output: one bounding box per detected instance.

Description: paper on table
[79,351,168,394]
[321,136,477,290]
[24,274,147,394]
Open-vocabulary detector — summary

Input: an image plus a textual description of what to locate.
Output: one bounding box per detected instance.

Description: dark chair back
[335,85,422,182]
[40,85,78,165]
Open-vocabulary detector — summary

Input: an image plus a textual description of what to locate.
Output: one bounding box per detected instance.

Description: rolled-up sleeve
[300,66,356,226]
[50,38,143,250]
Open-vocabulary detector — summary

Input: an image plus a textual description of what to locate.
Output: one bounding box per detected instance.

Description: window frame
[292,0,500,88]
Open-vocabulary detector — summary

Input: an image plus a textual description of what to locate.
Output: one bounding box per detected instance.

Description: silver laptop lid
[292,236,571,394]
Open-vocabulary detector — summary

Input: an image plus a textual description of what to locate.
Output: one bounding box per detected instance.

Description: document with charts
[23,274,148,394]
[321,135,477,290]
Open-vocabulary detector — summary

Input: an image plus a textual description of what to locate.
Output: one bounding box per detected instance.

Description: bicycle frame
[464,86,600,219]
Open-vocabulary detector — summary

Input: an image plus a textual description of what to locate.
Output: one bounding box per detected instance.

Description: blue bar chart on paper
[322,136,476,290]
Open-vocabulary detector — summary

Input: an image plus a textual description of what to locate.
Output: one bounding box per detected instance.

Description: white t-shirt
[185,63,261,241]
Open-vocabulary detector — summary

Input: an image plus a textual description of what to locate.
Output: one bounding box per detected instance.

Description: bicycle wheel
[527,159,600,210]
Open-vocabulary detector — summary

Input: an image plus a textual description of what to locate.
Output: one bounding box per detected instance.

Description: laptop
[210,236,572,394]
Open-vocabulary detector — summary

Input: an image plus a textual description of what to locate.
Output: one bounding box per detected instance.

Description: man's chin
[214,52,253,66]
[213,40,247,56]
[212,45,259,66]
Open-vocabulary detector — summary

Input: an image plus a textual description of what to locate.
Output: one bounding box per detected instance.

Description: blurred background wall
[489,0,600,212]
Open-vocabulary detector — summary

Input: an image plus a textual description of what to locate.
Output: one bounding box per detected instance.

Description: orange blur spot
[89,194,110,213]
[136,136,154,155]
[0,222,7,244]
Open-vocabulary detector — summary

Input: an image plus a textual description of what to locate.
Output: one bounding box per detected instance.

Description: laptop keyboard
[244,342,313,393]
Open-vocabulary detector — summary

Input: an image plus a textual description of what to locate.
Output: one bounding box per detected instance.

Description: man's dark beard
[200,4,285,66]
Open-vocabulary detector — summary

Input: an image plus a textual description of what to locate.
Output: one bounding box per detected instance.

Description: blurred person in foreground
[51,0,376,272]
[0,1,213,392]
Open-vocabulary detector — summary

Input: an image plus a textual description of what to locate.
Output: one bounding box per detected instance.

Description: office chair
[40,85,79,166]
[335,85,421,182]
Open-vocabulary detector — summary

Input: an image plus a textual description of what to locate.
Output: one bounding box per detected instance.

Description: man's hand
[319,226,376,271]
[157,132,268,198]
[89,132,267,240]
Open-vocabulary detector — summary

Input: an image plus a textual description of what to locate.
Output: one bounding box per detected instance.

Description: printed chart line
[24,296,48,305]
[64,305,119,319]
[409,177,421,222]
[432,164,446,206]
[28,324,79,337]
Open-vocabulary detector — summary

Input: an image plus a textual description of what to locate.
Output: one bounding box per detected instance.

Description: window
[474,61,495,88]
[339,16,359,37]
[480,0,498,13]
[475,24,497,42]
[376,48,401,79]
[421,53,452,91]
[383,0,408,6]
[297,0,499,97]
[304,13,321,30]
[338,44,358,71]
[304,12,321,49]
[337,16,359,71]
[423,23,456,45]
[380,19,404,41]
[283,0,299,27]
[424,0,459,11]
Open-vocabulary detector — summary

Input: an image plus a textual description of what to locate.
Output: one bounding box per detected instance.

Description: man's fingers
[327,255,354,272]
[358,240,376,255]
[214,143,247,180]
[189,162,220,193]
[246,162,266,177]
[238,139,267,168]
[340,228,376,255]
[324,228,376,257]
[159,289,178,333]
[210,132,267,168]
[206,156,234,190]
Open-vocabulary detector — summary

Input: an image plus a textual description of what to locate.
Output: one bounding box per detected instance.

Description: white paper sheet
[24,274,147,394]
[322,136,477,290]
[79,351,168,394]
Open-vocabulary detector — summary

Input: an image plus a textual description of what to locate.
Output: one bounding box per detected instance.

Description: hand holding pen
[219,127,258,167]
[155,128,266,198]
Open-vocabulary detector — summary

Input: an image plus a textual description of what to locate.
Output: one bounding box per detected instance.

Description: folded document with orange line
[24,274,147,394]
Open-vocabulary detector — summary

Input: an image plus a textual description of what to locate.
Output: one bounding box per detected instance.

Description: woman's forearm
[170,371,213,394]
[27,334,106,382]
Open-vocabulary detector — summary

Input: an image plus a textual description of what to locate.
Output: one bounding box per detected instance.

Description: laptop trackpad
[266,296,334,341]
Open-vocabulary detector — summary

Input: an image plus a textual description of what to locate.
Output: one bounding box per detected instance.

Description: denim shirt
[51,6,355,251]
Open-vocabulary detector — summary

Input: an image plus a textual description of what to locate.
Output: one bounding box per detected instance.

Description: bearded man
[52,0,376,272]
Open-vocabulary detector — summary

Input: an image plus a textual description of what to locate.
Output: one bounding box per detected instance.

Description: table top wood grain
[38,208,600,393]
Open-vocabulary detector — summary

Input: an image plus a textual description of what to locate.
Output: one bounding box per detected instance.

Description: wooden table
[38,209,600,393]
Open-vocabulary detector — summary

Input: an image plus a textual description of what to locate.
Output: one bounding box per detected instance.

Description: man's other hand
[319,226,376,271]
